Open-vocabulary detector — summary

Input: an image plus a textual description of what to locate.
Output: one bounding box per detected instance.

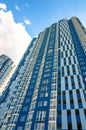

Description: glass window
[68,123,72,130]
[8,127,15,130]
[40,92,48,98]
[30,103,36,111]
[51,84,56,91]
[75,109,80,122]
[38,101,47,107]
[84,109,86,119]
[36,111,46,121]
[17,127,23,130]
[48,122,56,130]
[50,100,56,109]
[23,106,28,112]
[51,91,56,99]
[34,123,45,130]
[49,110,56,121]
[77,122,82,130]
[25,98,30,103]
[10,115,18,124]
[20,115,26,122]
[27,113,33,122]
[25,124,31,130]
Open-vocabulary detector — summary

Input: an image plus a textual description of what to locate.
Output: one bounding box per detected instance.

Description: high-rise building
[0,17,86,130]
[0,55,15,96]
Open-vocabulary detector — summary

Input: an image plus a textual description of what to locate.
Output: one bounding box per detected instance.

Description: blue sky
[0,0,86,37]
[0,0,86,65]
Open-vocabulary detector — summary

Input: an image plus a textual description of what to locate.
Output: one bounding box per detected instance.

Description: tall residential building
[0,55,15,96]
[0,17,86,130]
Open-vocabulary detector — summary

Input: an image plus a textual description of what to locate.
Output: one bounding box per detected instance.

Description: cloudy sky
[0,0,86,65]
[0,2,31,65]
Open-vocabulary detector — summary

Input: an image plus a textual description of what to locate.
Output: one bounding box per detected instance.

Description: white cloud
[15,5,20,11]
[0,3,6,11]
[24,18,31,25]
[0,6,32,65]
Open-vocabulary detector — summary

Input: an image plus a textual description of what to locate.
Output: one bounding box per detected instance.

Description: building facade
[0,55,15,96]
[0,17,86,130]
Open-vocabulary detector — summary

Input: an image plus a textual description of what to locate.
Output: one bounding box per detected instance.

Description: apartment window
[61,67,64,76]
[78,98,83,108]
[42,79,49,84]
[25,124,31,130]
[67,65,70,75]
[67,45,69,50]
[51,91,56,99]
[57,110,61,124]
[75,109,81,122]
[71,76,75,89]
[52,78,57,84]
[7,126,15,130]
[41,85,48,91]
[83,89,86,99]
[70,99,74,109]
[77,122,82,130]
[10,115,18,124]
[70,50,72,56]
[40,92,44,98]
[84,109,86,119]
[61,52,63,58]
[65,51,68,57]
[63,46,65,51]
[7,103,10,109]
[65,76,68,90]
[25,98,30,103]
[68,123,72,130]
[48,122,56,130]
[73,56,76,63]
[36,111,46,121]
[34,123,45,130]
[68,57,71,64]
[57,110,61,116]
[57,123,62,129]
[23,106,28,112]
[30,103,35,111]
[43,73,50,78]
[49,110,56,121]
[57,94,61,101]
[50,100,56,109]
[38,101,47,107]
[45,93,48,97]
[27,113,33,122]
[51,84,56,91]
[78,81,82,88]
[48,49,53,54]
[67,110,72,124]
[76,89,80,98]
[17,127,23,130]
[69,90,73,99]
[64,58,66,66]
[14,106,21,114]
[40,92,48,98]
[57,91,61,97]
[63,99,66,109]
[72,64,76,74]
[62,91,66,100]
[20,115,26,122]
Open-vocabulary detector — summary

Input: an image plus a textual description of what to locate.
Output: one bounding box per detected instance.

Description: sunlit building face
[0,17,86,130]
